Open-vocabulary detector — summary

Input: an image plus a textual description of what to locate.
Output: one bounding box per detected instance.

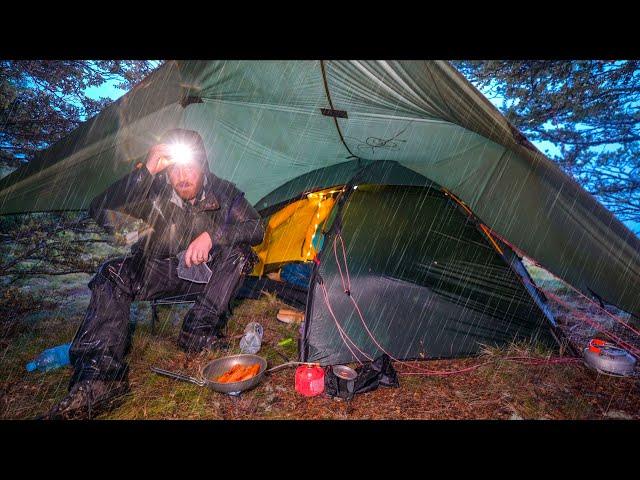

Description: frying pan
[151,353,268,395]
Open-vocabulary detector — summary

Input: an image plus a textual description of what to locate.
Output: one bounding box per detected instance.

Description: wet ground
[1,269,639,420]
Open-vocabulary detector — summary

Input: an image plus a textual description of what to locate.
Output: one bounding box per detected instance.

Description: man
[45,129,264,419]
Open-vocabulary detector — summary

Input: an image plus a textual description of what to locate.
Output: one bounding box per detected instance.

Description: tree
[0,60,160,168]
[454,61,640,231]
[0,210,144,284]
[0,61,161,281]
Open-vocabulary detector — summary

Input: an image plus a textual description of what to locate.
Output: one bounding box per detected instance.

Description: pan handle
[266,361,315,374]
[150,367,206,386]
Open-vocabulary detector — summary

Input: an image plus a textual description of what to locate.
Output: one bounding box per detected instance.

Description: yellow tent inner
[251,187,341,276]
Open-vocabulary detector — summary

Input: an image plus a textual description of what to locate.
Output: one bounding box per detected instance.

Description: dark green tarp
[0,60,638,316]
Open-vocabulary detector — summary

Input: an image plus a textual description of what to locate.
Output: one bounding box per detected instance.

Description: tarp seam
[319,61,360,160]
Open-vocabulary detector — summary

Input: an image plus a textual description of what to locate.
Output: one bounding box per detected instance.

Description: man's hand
[145,144,174,176]
[185,232,213,267]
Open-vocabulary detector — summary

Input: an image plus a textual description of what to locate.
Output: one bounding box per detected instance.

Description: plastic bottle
[239,322,264,354]
[26,343,71,372]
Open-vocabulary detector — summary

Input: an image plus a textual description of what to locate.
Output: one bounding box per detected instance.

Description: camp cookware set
[151,355,313,396]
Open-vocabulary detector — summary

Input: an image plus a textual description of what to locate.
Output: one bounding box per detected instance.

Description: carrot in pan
[226,364,253,382]
[216,364,244,383]
[216,363,261,383]
[235,364,260,382]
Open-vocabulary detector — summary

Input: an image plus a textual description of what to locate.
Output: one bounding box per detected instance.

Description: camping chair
[149,293,199,334]
[147,274,309,333]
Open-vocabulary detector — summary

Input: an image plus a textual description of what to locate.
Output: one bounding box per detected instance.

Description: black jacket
[89,166,265,259]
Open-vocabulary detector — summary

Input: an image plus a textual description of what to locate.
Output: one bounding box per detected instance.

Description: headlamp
[168,143,194,165]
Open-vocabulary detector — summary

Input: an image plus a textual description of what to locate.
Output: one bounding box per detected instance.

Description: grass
[1,260,639,419]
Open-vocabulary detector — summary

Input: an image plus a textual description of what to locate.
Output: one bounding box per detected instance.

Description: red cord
[321,232,638,376]
[319,282,371,363]
[492,230,640,340]
[331,235,519,376]
[395,357,581,376]
[531,284,640,358]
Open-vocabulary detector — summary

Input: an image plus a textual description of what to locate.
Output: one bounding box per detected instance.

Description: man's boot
[42,379,130,420]
[176,328,230,354]
[177,245,255,354]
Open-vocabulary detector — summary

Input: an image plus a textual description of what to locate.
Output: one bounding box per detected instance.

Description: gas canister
[295,364,325,396]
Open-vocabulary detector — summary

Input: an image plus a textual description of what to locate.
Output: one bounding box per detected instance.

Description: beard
[174,181,200,202]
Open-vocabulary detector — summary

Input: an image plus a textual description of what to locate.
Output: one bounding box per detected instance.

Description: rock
[130,303,142,323]
[509,412,524,420]
[604,410,633,420]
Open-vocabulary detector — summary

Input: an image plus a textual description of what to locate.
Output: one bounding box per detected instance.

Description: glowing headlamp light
[168,143,194,165]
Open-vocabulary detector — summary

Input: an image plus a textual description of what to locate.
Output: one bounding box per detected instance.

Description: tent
[1,61,638,364]
[254,163,560,364]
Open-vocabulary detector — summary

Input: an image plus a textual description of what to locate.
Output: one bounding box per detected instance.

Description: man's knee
[89,257,135,296]
[216,244,258,276]
[196,245,256,306]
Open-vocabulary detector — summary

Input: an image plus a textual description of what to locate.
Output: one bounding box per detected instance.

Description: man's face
[167,162,205,202]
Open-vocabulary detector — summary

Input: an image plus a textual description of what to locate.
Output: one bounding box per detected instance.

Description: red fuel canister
[295,364,325,397]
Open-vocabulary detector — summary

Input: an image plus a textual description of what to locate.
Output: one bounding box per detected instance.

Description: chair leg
[151,300,158,334]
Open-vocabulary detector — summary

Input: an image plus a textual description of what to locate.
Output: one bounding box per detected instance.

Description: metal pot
[332,364,358,395]
[151,353,268,396]
[583,343,636,377]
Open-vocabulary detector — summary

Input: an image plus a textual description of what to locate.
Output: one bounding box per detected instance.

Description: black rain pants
[68,245,256,386]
